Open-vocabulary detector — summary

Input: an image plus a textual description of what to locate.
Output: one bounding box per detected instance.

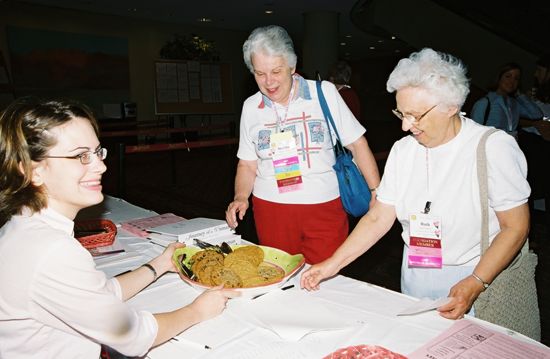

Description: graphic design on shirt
[258,129,271,151]
[308,121,324,143]
[256,112,325,169]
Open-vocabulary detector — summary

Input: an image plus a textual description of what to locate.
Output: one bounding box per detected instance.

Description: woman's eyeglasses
[392,104,438,126]
[45,147,107,165]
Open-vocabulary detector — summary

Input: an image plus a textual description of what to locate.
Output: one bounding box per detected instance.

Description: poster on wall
[7,26,130,117]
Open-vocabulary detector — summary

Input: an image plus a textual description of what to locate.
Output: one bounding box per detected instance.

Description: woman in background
[328,60,362,122]
[470,62,542,137]
[0,97,238,358]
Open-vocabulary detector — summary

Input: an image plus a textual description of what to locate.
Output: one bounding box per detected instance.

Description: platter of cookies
[172,244,305,298]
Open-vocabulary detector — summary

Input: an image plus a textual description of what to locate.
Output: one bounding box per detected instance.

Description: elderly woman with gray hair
[225,25,380,264]
[301,48,538,335]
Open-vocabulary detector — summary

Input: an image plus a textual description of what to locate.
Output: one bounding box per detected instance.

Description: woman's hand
[437,275,485,319]
[225,198,249,229]
[188,286,241,322]
[300,259,339,291]
[152,242,186,276]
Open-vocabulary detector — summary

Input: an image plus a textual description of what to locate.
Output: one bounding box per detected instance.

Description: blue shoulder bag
[316,81,371,217]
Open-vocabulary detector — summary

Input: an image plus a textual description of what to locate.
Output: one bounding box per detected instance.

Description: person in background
[0,97,239,359]
[518,55,550,231]
[328,60,362,122]
[301,49,537,336]
[225,25,380,264]
[470,62,542,138]
[532,55,550,117]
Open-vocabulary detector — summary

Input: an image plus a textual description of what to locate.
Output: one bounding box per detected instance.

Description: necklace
[273,77,296,132]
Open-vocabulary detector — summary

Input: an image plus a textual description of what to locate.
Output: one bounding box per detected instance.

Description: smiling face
[251,52,295,105]
[497,68,521,96]
[395,87,460,148]
[32,117,107,219]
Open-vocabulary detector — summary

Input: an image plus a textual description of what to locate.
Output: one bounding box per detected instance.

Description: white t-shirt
[377,116,530,265]
[238,76,366,204]
[0,208,157,358]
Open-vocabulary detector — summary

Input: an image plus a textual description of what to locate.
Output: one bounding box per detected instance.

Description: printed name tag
[408,213,442,268]
[271,131,303,193]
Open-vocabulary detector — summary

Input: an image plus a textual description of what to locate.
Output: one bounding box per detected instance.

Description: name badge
[270,131,303,193]
[408,213,442,268]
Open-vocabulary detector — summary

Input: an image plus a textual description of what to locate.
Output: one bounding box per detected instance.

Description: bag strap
[476,128,499,254]
[316,81,345,155]
[477,127,530,268]
[482,96,491,126]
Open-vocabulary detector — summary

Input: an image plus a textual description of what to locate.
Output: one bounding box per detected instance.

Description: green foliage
[159,34,219,61]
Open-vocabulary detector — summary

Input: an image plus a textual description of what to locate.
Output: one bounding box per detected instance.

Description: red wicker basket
[74,219,117,249]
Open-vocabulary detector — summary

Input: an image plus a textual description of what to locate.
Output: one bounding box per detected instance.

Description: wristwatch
[471,273,489,290]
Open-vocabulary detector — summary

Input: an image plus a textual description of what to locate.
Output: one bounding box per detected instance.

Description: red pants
[252,196,348,264]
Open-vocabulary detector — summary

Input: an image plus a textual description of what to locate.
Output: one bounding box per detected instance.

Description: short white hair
[386,48,470,109]
[242,25,297,74]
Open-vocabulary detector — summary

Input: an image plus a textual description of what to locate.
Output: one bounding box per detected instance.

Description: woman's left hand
[437,275,485,319]
[152,242,186,275]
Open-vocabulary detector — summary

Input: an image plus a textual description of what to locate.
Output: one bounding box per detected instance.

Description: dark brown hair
[0,97,98,226]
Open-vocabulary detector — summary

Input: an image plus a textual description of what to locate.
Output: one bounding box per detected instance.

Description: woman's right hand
[188,286,241,322]
[300,259,339,291]
[225,198,249,229]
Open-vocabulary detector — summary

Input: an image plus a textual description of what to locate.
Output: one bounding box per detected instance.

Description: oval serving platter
[172,244,305,298]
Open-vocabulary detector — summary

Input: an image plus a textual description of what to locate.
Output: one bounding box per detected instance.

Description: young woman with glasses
[0,97,238,358]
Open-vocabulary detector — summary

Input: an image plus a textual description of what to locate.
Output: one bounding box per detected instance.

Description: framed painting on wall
[7,26,130,116]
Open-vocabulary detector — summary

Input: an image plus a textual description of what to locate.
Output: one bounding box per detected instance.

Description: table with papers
[81,196,549,359]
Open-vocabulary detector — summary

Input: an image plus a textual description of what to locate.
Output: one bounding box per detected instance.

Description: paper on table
[408,319,550,358]
[120,213,184,238]
[233,288,356,341]
[397,297,451,316]
[175,311,254,349]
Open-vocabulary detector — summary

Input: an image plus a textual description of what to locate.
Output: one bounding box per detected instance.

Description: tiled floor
[103,133,549,347]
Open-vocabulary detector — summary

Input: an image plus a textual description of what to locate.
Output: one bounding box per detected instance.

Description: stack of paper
[147,217,240,247]
[120,213,185,238]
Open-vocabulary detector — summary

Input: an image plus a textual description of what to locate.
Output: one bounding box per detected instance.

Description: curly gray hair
[386,48,470,109]
[242,25,297,74]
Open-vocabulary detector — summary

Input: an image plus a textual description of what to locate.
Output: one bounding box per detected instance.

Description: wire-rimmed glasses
[45,147,107,165]
[392,104,438,126]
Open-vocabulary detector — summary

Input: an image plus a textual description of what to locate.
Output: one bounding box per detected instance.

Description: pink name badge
[408,214,442,268]
[271,132,303,193]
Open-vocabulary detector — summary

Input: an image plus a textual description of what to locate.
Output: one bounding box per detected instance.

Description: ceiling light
[345,35,352,38]
[377,39,384,43]
[198,17,212,23]
[391,36,396,40]
[369,46,376,50]
[340,42,346,46]
[265,10,274,14]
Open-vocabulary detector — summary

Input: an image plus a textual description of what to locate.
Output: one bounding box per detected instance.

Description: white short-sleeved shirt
[0,208,158,358]
[377,116,530,265]
[238,76,366,204]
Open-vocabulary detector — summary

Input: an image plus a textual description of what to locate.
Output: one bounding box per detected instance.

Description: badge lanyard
[423,147,431,214]
[273,76,296,133]
[502,97,513,132]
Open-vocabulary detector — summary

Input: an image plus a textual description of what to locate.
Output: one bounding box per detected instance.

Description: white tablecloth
[82,196,544,358]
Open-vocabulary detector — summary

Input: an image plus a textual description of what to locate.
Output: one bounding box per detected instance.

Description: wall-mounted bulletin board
[154,60,233,114]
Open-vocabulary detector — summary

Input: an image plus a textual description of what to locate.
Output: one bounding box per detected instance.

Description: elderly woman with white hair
[225,25,380,264]
[301,48,537,334]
